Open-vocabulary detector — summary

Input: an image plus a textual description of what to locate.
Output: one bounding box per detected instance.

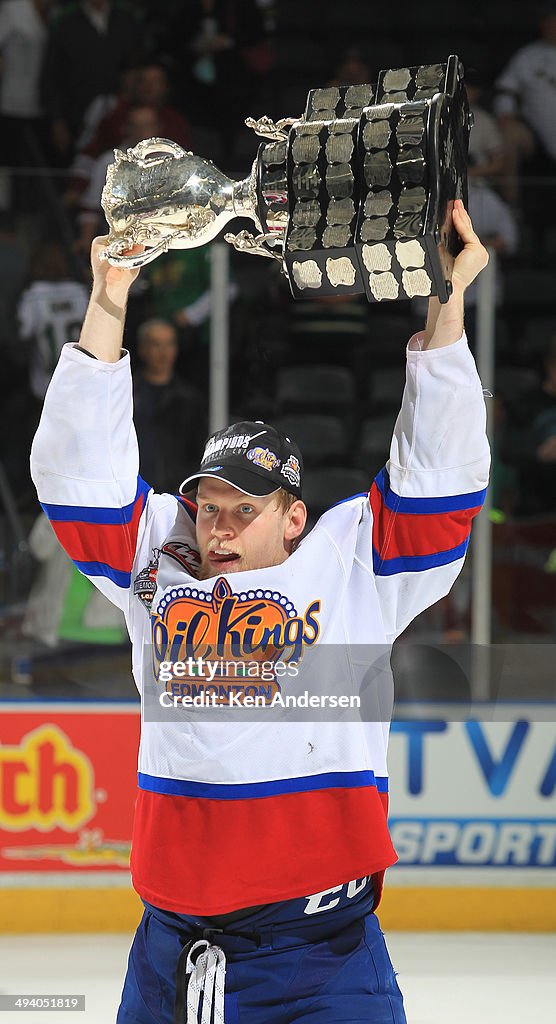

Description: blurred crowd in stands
[0,0,554,658]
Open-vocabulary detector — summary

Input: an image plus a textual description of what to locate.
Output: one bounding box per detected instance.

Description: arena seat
[322,0,392,33]
[302,467,370,519]
[367,366,407,415]
[512,316,556,363]
[272,35,327,76]
[353,414,397,476]
[276,365,356,414]
[494,366,539,403]
[273,413,349,466]
[503,268,555,309]
[275,0,320,33]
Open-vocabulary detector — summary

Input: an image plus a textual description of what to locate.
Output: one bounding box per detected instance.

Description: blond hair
[273,488,298,513]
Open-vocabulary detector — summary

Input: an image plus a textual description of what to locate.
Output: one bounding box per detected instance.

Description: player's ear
[284,500,307,542]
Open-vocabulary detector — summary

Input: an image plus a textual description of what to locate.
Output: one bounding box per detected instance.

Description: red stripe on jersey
[131,784,397,915]
[177,496,198,522]
[370,482,481,559]
[371,791,390,909]
[51,491,145,572]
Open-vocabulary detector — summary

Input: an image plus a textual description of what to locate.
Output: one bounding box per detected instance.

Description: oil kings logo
[247,447,280,472]
[0,725,94,832]
[151,577,320,701]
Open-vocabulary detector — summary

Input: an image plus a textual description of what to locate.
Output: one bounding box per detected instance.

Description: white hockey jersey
[30,334,490,915]
[17,280,89,399]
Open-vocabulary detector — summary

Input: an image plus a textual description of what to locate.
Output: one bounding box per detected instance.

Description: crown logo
[150,577,320,701]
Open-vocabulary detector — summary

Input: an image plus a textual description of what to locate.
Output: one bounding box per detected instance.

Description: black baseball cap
[179,421,304,499]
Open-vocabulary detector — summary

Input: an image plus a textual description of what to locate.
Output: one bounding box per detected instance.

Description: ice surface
[0,932,554,1023]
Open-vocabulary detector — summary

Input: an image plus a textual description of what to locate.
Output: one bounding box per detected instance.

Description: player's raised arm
[77,237,142,361]
[30,241,158,615]
[369,201,491,640]
[422,199,489,349]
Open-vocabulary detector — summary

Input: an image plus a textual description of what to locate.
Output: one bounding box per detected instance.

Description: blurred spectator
[22,511,126,648]
[41,0,143,163]
[145,246,238,382]
[466,70,505,184]
[328,47,372,87]
[490,395,519,521]
[17,241,88,402]
[0,211,28,346]
[76,103,161,254]
[147,248,212,335]
[413,180,518,344]
[66,61,191,207]
[163,0,271,151]
[0,212,31,504]
[501,336,556,517]
[69,64,138,174]
[411,182,518,346]
[0,0,51,167]
[464,179,518,312]
[132,319,207,492]
[494,2,556,221]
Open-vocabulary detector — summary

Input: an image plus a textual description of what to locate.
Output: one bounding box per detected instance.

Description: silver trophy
[102,56,471,303]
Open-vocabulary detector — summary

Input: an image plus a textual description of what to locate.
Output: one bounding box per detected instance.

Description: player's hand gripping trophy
[101,56,472,304]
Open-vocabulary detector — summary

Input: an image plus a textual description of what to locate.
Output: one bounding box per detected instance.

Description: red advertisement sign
[0,704,139,872]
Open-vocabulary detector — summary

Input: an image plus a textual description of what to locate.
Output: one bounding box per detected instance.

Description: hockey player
[31,200,490,1023]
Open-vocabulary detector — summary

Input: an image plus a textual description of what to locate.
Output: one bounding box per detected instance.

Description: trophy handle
[245,115,298,142]
[103,236,175,269]
[224,229,283,261]
[126,137,192,167]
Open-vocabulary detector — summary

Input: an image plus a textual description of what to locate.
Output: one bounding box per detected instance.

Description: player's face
[195,478,306,579]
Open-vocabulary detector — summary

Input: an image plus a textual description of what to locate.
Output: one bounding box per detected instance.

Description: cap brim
[179,467,281,497]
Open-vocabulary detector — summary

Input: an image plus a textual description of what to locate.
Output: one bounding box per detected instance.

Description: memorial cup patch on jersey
[150,576,320,703]
[134,543,202,614]
[133,549,160,612]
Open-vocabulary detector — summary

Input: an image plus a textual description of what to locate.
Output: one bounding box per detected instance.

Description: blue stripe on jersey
[375,467,486,514]
[73,559,131,588]
[137,769,389,800]
[41,476,151,524]
[176,496,197,523]
[372,537,469,576]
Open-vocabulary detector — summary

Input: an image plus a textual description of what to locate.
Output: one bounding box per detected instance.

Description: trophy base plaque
[264,56,469,303]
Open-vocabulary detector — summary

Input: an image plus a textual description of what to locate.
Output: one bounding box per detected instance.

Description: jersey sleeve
[30,343,151,614]
[369,333,490,641]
